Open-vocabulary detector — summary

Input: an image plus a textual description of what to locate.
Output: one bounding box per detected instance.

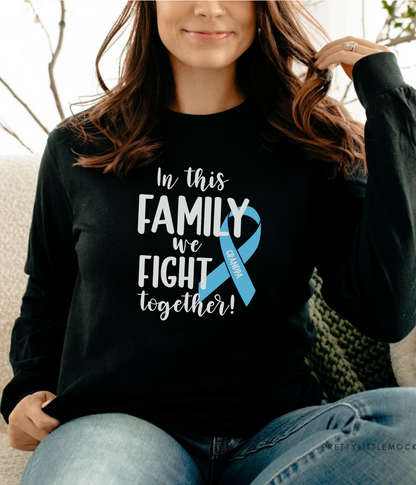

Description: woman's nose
[193,1,227,19]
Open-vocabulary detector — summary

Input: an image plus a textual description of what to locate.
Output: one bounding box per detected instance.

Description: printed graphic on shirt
[136,167,261,321]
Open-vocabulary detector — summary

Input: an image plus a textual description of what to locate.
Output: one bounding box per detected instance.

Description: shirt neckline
[164,96,252,129]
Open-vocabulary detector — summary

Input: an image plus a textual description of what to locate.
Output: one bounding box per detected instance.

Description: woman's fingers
[315,49,365,70]
[315,36,390,58]
[7,422,42,451]
[29,392,61,432]
[313,36,390,79]
[7,391,61,450]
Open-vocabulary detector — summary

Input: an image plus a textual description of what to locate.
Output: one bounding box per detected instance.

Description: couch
[0,155,40,484]
[1,154,415,485]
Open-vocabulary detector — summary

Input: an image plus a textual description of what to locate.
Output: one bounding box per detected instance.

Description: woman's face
[155,1,257,73]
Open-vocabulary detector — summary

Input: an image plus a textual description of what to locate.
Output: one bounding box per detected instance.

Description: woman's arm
[312,51,416,343]
[1,136,78,424]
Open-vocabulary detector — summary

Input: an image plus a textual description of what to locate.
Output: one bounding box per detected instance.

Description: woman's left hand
[313,36,390,81]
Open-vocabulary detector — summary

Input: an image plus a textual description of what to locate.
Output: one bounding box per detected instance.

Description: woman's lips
[184,30,232,42]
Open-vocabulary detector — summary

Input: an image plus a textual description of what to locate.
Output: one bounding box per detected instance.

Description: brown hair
[60,0,367,181]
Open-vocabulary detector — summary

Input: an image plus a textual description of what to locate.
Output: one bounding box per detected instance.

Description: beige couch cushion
[0,155,40,481]
[0,433,31,485]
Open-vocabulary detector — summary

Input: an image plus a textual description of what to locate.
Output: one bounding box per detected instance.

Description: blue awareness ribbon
[198,206,261,306]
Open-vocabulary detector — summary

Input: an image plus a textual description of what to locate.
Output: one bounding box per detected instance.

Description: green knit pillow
[306,269,397,403]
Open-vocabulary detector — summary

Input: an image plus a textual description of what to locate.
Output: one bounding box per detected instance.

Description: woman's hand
[7,390,61,451]
[313,36,390,81]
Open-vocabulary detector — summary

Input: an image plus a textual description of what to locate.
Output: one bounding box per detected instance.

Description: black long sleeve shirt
[1,51,416,438]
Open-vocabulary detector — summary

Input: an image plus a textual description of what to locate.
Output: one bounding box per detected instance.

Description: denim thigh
[19,387,416,485]
[20,412,205,485]
[217,387,416,485]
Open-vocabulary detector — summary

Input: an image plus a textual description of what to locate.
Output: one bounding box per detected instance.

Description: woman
[2,1,416,483]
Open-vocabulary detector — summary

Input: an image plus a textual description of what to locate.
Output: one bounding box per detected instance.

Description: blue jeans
[21,387,416,485]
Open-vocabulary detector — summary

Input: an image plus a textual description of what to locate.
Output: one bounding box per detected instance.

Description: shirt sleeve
[0,133,78,424]
[311,51,416,344]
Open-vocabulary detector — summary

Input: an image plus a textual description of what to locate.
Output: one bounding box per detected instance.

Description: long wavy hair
[60,0,367,181]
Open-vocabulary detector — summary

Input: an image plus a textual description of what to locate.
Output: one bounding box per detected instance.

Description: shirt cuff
[352,51,408,110]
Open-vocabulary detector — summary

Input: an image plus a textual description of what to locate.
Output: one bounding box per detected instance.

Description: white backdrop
[0,0,415,155]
